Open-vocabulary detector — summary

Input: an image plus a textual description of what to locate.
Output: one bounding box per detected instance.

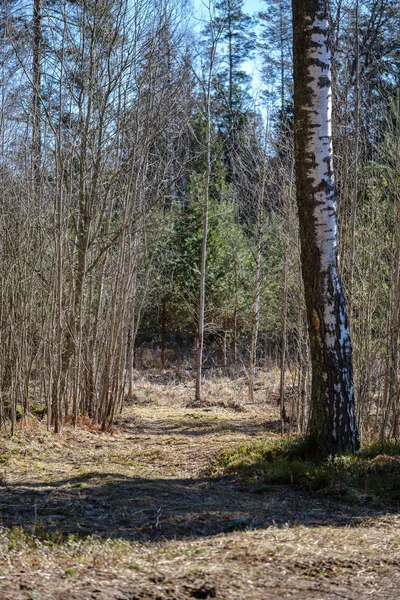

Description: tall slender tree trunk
[51,6,66,433]
[277,15,291,433]
[298,309,310,434]
[195,15,218,404]
[291,0,359,456]
[195,117,210,402]
[388,91,400,438]
[248,153,266,403]
[279,160,293,433]
[128,230,140,397]
[32,0,41,197]
[348,0,360,322]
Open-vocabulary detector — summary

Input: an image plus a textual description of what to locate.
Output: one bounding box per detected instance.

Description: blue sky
[191,0,266,105]
[244,0,264,16]
[192,0,263,23]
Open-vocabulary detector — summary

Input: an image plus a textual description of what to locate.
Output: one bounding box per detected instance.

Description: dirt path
[0,387,399,599]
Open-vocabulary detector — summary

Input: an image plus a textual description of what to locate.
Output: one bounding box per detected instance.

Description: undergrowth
[212,437,400,503]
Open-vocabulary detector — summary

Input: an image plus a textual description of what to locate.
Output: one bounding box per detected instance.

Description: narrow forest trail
[0,379,399,599]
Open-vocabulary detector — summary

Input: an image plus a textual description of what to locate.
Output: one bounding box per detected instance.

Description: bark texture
[291,0,359,456]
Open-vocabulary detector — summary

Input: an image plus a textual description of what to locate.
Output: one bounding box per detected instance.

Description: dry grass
[0,372,399,599]
[128,366,282,404]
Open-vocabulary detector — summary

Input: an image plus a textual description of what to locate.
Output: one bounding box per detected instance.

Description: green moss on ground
[213,437,400,503]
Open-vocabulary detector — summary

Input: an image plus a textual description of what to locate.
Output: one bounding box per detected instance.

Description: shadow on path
[0,471,396,542]
[117,416,282,437]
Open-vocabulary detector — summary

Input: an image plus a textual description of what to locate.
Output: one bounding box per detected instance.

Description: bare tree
[195,2,222,403]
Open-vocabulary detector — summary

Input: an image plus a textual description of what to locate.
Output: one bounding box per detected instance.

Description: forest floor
[0,370,399,599]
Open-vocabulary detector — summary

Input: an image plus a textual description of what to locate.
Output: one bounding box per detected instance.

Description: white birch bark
[292,0,359,455]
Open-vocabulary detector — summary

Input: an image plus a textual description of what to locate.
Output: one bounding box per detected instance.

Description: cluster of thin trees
[0,0,399,451]
[0,0,194,431]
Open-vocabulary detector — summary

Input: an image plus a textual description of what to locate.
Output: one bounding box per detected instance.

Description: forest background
[0,0,399,444]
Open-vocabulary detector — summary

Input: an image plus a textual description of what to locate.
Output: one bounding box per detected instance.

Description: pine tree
[259,0,292,110]
[205,0,255,182]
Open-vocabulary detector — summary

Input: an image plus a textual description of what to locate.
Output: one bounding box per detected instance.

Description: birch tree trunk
[291,0,359,456]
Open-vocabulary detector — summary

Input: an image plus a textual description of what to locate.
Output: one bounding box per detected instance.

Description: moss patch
[213,437,400,503]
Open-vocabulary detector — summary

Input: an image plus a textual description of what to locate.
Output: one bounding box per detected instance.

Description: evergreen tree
[258,0,292,111]
[203,0,256,182]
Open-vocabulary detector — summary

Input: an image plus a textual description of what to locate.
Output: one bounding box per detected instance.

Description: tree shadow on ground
[117,416,281,437]
[0,471,396,542]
